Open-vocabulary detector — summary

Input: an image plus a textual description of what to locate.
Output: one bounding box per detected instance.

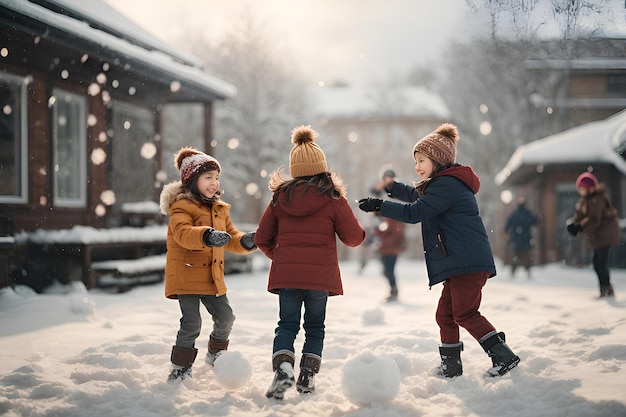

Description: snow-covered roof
[46,0,203,67]
[1,0,236,99]
[495,109,626,185]
[310,86,449,119]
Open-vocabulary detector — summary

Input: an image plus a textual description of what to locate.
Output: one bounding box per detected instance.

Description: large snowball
[213,351,252,390]
[341,350,400,406]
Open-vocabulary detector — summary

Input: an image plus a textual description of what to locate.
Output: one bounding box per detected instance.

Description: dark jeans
[175,294,235,349]
[381,255,398,288]
[273,289,328,357]
[593,247,611,286]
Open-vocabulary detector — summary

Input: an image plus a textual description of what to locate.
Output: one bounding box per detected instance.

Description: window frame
[0,72,28,204]
[52,88,87,208]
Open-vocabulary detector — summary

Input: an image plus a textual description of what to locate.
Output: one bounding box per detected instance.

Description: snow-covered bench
[91,254,166,290]
[25,225,167,289]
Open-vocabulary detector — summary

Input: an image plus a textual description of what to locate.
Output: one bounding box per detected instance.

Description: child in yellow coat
[160,147,256,381]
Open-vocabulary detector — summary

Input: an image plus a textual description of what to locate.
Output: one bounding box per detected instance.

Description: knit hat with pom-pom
[289,125,328,178]
[413,123,460,167]
[174,146,221,185]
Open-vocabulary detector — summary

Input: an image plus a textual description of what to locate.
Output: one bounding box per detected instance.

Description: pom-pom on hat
[174,147,221,185]
[413,123,460,166]
[289,125,328,178]
[576,172,598,189]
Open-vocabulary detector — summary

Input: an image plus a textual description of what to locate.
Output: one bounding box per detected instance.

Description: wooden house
[0,0,236,289]
[495,110,626,268]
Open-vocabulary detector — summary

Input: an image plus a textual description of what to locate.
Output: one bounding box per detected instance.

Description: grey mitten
[203,228,231,247]
[240,232,256,250]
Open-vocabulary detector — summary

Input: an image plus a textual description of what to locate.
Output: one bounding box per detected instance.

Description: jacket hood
[159,180,230,215]
[437,165,480,194]
[276,185,336,217]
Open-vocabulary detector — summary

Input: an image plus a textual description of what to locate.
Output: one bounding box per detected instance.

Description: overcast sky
[105,0,626,87]
[104,0,469,87]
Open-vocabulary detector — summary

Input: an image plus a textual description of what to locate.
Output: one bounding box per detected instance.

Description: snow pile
[362,307,385,325]
[213,351,252,390]
[0,260,625,416]
[341,350,401,406]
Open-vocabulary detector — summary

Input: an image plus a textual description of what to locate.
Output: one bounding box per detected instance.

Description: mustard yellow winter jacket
[160,181,253,299]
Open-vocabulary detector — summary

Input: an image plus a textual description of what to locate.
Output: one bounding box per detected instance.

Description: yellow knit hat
[289,125,328,178]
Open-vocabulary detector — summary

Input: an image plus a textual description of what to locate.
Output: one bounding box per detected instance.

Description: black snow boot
[266,351,295,400]
[599,284,615,298]
[297,353,321,394]
[386,286,398,302]
[479,331,520,377]
[437,342,463,378]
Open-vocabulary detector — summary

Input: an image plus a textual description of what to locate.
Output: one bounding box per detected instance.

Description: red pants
[436,272,495,344]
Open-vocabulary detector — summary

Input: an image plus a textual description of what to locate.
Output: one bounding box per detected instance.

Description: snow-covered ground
[1,256,625,417]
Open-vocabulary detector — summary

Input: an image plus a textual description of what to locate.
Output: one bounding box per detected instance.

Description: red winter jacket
[255,183,365,296]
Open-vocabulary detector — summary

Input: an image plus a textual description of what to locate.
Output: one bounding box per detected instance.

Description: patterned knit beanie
[174,147,221,185]
[413,123,459,166]
[289,125,328,178]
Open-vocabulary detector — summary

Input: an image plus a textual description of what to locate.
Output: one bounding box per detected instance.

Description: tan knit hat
[413,123,459,166]
[289,125,328,178]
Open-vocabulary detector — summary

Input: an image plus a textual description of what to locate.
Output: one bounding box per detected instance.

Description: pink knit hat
[576,172,598,189]
[174,147,221,184]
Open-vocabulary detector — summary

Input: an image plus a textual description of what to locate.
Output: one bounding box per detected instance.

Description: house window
[0,73,27,204]
[52,89,87,207]
[108,101,157,223]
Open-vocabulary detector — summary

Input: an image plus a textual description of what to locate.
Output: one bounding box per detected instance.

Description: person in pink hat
[159,147,257,381]
[567,172,620,297]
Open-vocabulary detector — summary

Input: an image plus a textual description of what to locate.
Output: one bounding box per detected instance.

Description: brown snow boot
[266,350,295,400]
[168,345,198,381]
[206,336,229,365]
[297,353,321,394]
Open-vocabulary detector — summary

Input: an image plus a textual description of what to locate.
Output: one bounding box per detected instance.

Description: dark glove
[203,228,231,247]
[358,198,383,212]
[240,232,256,250]
[566,223,582,237]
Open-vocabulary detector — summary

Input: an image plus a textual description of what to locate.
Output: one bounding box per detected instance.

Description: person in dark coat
[567,172,620,298]
[505,195,538,278]
[255,125,365,399]
[358,123,520,379]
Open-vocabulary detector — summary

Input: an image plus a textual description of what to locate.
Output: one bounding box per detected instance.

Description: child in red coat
[255,126,365,399]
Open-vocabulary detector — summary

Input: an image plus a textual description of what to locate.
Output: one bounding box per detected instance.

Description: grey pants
[175,294,236,349]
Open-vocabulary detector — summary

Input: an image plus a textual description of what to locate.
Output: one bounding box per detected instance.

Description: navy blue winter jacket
[379,165,496,287]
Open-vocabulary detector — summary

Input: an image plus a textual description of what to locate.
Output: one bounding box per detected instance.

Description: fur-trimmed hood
[159,180,229,215]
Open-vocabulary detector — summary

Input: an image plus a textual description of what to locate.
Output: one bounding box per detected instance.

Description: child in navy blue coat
[358,123,520,378]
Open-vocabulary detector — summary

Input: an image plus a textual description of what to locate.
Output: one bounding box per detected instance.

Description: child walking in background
[358,123,520,378]
[255,125,365,399]
[567,172,620,298]
[159,147,257,381]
